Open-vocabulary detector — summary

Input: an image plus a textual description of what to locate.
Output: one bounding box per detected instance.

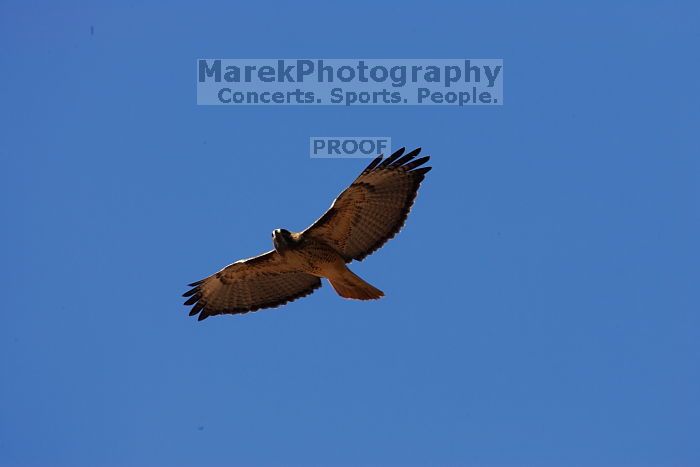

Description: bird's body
[273,229,384,300]
[272,229,342,276]
[183,147,431,320]
[273,229,345,277]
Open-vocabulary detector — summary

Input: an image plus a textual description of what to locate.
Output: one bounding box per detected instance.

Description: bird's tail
[328,267,384,300]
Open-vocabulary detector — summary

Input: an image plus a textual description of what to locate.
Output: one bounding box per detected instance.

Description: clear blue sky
[1,1,698,466]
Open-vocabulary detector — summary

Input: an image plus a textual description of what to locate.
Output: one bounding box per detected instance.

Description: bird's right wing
[182,251,321,320]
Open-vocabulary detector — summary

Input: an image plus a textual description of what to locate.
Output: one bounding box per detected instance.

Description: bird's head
[272,228,293,253]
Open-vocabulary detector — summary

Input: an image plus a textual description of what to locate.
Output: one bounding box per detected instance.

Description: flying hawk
[183,147,431,320]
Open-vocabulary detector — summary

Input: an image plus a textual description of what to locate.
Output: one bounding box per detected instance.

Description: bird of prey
[183,147,431,320]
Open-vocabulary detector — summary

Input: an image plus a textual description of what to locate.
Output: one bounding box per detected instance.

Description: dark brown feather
[183,251,322,320]
[303,147,431,262]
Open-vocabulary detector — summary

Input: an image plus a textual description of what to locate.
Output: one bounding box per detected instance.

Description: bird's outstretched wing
[182,251,321,320]
[303,147,431,262]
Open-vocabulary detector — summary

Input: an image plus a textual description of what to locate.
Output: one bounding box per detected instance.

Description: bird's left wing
[303,147,431,262]
[182,251,321,320]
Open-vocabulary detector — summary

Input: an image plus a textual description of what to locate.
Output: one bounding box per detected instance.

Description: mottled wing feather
[304,147,431,262]
[182,250,321,320]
